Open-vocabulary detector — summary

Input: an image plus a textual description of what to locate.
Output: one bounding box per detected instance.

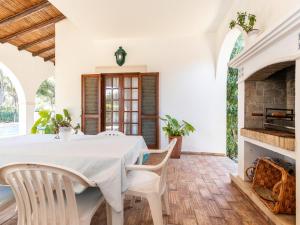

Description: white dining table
[0,134,147,225]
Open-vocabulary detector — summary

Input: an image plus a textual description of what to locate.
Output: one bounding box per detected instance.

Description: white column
[25,101,35,134]
[295,58,300,224]
[238,80,245,180]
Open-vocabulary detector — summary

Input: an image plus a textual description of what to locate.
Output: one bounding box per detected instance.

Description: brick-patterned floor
[1,155,270,225]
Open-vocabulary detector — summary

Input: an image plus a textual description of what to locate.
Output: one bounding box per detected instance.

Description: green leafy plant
[31,109,80,134]
[229,12,257,33]
[160,115,195,137]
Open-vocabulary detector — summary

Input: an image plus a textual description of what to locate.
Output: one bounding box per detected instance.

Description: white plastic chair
[0,163,104,225]
[0,186,15,224]
[125,139,177,225]
[97,131,125,136]
[0,186,14,210]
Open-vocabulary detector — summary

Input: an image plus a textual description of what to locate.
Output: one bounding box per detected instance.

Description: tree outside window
[35,77,55,116]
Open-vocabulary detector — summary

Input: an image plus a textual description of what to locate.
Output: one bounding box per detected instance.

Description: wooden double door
[81,73,159,148]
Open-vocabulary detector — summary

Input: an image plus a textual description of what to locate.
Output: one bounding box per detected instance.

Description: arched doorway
[226,35,244,159]
[34,77,55,121]
[0,63,26,136]
[216,29,245,160]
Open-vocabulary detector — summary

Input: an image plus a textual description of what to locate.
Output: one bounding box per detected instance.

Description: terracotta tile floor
[1,155,270,225]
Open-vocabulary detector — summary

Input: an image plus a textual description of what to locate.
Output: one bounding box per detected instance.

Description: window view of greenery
[227,35,244,160]
[0,70,19,137]
[35,77,55,113]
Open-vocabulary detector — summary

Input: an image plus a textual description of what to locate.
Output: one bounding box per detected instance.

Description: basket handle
[272,181,282,196]
[245,166,256,182]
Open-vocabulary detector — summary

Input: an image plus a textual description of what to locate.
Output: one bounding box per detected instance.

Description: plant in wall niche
[161,115,195,159]
[229,12,257,33]
[31,109,80,140]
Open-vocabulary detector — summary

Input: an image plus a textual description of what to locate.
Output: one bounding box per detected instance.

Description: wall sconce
[115,46,127,66]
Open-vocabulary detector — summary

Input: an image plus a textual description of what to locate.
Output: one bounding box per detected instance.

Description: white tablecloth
[0,134,147,212]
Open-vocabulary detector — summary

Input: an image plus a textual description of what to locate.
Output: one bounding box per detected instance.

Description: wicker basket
[252,158,296,214]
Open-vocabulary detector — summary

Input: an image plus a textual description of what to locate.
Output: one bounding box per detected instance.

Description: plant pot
[59,127,72,141]
[169,136,183,159]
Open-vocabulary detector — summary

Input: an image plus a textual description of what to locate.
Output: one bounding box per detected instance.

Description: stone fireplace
[228,8,300,225]
[245,62,295,132]
[241,63,296,152]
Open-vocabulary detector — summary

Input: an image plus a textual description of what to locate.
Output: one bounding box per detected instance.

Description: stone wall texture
[244,66,295,128]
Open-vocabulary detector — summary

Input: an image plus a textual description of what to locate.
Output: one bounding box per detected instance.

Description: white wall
[55,19,226,153]
[0,43,54,134]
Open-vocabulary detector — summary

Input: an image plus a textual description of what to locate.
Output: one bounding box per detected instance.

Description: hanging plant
[229,12,257,33]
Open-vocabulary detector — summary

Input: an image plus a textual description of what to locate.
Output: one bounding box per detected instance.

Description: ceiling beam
[0,1,51,26]
[32,45,55,56]
[44,54,55,62]
[0,15,65,43]
[18,33,55,50]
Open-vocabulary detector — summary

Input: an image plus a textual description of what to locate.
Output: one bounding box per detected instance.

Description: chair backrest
[158,139,177,193]
[0,163,95,225]
[97,131,125,136]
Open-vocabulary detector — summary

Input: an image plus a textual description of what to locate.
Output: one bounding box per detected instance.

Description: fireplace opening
[243,61,295,150]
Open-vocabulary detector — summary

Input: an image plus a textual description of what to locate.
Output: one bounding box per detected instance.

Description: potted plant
[32,109,80,140]
[52,109,80,141]
[161,115,195,159]
[229,12,259,40]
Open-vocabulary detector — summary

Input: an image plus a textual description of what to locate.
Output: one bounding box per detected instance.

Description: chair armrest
[138,149,168,164]
[140,149,168,155]
[126,164,161,172]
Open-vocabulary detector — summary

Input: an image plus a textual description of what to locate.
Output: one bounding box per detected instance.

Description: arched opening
[34,77,55,121]
[216,29,245,160]
[226,35,244,159]
[0,62,26,137]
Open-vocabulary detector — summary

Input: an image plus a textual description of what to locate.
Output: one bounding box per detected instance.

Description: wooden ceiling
[0,0,65,64]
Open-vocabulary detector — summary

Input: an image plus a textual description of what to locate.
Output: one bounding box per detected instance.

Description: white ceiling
[49,0,234,39]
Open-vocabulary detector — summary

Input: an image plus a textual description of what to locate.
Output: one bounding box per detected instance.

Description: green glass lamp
[115,46,127,66]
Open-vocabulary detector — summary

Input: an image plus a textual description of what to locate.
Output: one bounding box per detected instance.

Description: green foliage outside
[0,70,18,123]
[35,77,55,112]
[226,35,244,160]
[161,115,195,137]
